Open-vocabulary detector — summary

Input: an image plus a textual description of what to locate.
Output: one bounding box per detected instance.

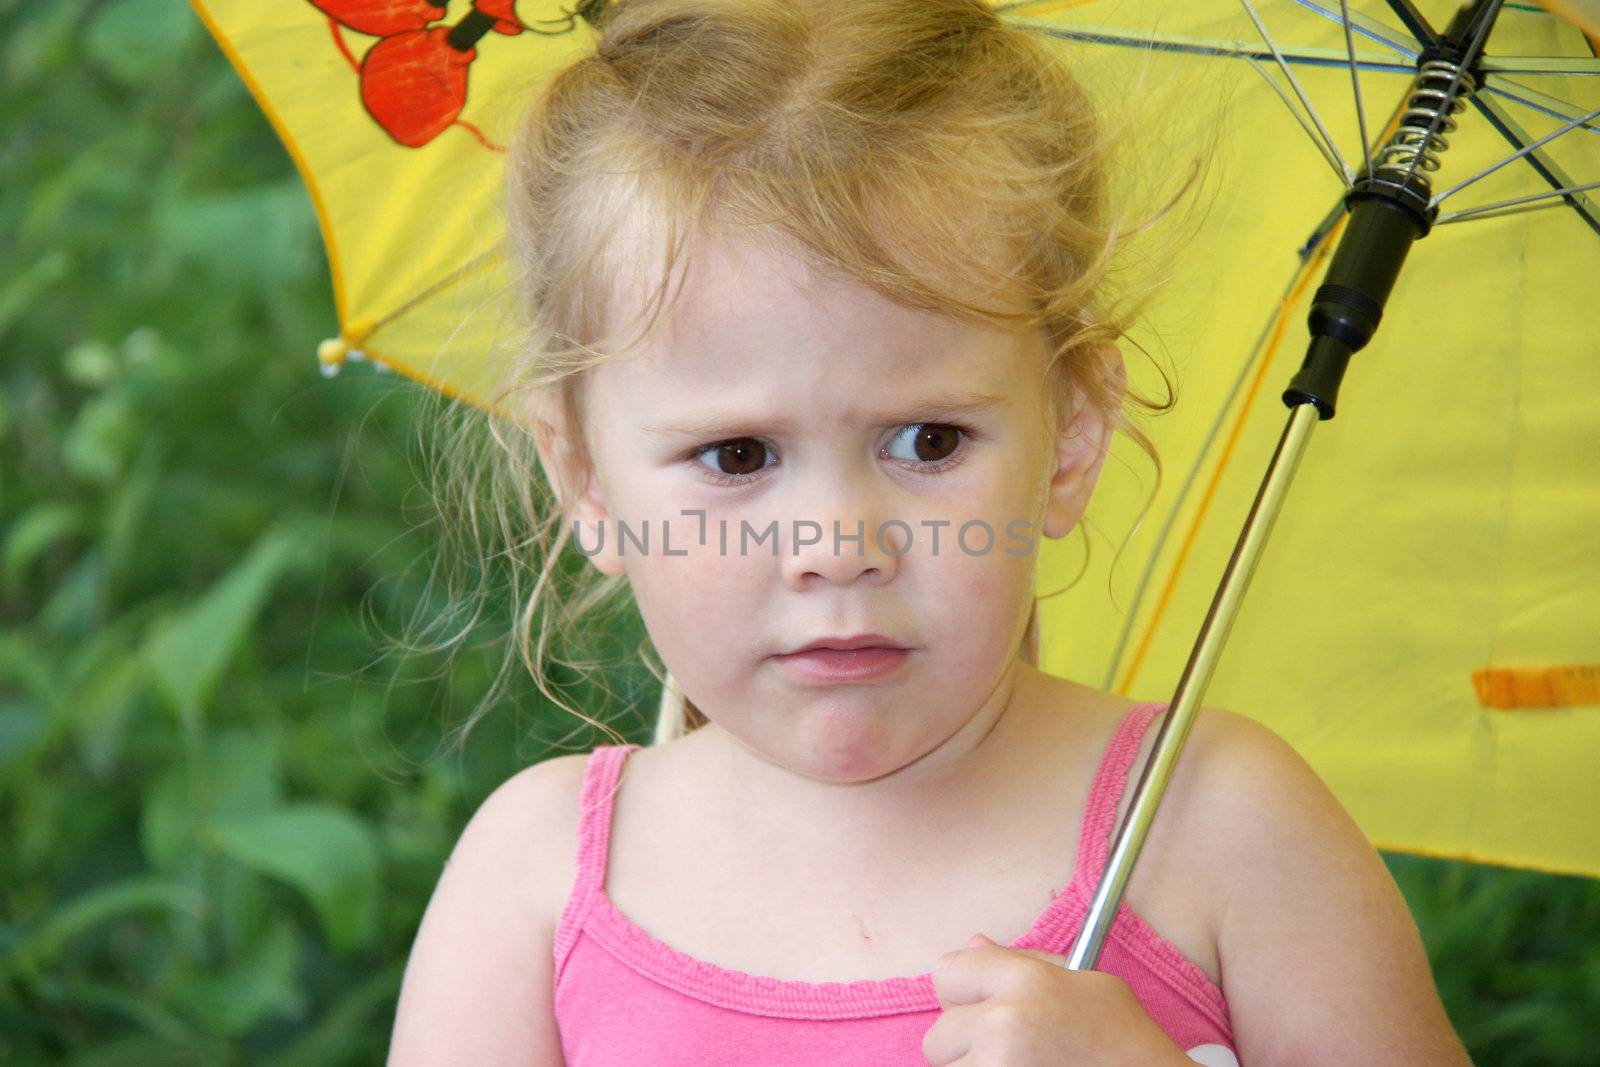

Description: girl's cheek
[958,565,1001,612]
[959,550,1032,610]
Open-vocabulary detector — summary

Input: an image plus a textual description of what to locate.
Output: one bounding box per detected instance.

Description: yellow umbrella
[1009,0,1600,963]
[1003,0,1600,904]
[189,0,1600,883]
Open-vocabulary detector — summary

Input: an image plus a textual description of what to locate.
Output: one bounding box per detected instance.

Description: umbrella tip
[318,337,349,376]
[318,337,373,377]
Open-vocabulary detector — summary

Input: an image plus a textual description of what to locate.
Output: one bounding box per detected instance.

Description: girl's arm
[387,753,587,1066]
[1196,710,1473,1065]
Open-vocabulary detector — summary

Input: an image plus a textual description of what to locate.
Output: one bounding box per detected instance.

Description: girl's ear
[1041,345,1124,541]
[533,414,626,579]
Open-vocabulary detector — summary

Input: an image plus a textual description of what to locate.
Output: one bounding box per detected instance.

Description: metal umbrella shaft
[1063,0,1503,972]
[1064,400,1319,971]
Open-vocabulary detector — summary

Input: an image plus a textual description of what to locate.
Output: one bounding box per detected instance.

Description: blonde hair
[417,0,1208,754]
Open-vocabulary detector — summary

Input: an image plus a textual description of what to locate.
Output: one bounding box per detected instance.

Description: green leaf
[140,763,192,873]
[51,975,207,1047]
[67,650,144,779]
[154,179,317,288]
[61,391,139,486]
[139,728,284,871]
[260,965,404,1067]
[38,549,106,639]
[171,918,303,1036]
[0,632,55,702]
[101,439,164,593]
[0,249,69,344]
[83,0,200,85]
[64,339,121,388]
[0,697,47,775]
[66,1034,218,1067]
[141,527,301,725]
[0,877,204,983]
[2,503,87,598]
[207,805,381,954]
[210,729,286,820]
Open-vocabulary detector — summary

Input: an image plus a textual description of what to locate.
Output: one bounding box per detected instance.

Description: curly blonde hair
[417,0,1207,754]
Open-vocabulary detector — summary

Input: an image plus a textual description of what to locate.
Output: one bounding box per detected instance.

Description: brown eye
[701,438,769,478]
[884,422,964,466]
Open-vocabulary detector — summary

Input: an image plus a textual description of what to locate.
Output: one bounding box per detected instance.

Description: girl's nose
[778,484,905,590]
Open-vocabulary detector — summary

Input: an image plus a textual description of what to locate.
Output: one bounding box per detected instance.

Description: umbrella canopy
[190,0,1600,878]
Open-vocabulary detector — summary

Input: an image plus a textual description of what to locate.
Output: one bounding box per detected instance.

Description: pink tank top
[552,701,1238,1065]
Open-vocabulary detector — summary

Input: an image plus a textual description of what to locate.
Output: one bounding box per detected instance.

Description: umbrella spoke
[1482,55,1600,76]
[1100,222,1341,691]
[1485,78,1600,137]
[1294,0,1419,58]
[1011,20,1406,72]
[1462,91,1600,234]
[1432,102,1600,204]
[1435,198,1567,222]
[1341,0,1374,183]
[1240,0,1354,185]
[1436,175,1600,223]
[1378,0,1442,50]
[1242,56,1353,184]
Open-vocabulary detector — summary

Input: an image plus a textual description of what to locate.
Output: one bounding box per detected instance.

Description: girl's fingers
[930,945,1019,1008]
[920,999,982,1066]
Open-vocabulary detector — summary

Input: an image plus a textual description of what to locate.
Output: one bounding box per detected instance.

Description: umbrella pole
[1064,400,1320,971]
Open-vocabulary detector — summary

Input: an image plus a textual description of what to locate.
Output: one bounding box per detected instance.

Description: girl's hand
[923,933,1193,1067]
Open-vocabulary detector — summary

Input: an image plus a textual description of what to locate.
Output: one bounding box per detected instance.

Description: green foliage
[1385,853,1600,1065]
[0,2,1595,1064]
[207,807,381,956]
[0,2,653,1061]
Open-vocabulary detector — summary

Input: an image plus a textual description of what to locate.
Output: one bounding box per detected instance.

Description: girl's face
[545,230,1113,786]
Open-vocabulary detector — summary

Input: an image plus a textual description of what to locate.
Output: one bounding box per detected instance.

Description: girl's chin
[709,693,957,784]
[789,707,932,783]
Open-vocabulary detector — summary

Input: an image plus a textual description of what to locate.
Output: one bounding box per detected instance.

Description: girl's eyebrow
[642,391,1009,439]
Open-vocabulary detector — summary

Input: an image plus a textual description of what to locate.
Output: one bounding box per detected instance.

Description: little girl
[388,0,1472,1063]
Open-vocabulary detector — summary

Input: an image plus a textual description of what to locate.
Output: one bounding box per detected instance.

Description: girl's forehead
[599,232,1041,391]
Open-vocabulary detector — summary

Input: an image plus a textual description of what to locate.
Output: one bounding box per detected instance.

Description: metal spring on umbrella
[1372,59,1477,178]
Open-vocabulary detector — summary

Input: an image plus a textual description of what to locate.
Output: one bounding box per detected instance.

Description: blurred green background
[2,1,1596,1063]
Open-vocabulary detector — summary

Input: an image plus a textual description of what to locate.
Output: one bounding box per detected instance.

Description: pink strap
[552,742,639,976]
[1071,702,1167,888]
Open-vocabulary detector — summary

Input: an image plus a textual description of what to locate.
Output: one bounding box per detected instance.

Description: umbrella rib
[1244,56,1354,185]
[1103,98,1421,692]
[1484,78,1600,137]
[1481,55,1600,75]
[364,249,503,340]
[1378,0,1442,50]
[1239,0,1353,186]
[1465,90,1600,234]
[1294,0,1420,59]
[1104,204,1346,691]
[1436,199,1567,222]
[1436,176,1600,223]
[1341,0,1375,184]
[1431,102,1600,205]
[1012,21,1410,73]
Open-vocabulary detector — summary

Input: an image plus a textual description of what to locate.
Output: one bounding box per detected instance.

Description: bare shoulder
[1180,708,1472,1066]
[387,750,590,1067]
[465,749,591,912]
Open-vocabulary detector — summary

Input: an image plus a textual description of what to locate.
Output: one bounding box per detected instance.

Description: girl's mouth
[774,647,912,683]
